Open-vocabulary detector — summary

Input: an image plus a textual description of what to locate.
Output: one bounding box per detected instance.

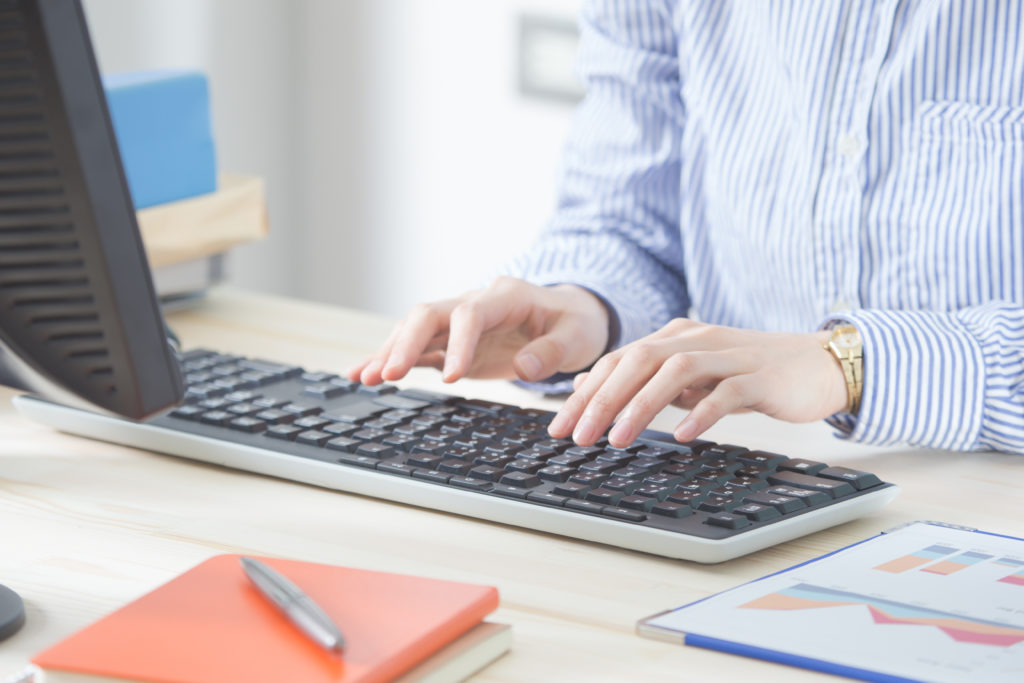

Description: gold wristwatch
[825,324,863,415]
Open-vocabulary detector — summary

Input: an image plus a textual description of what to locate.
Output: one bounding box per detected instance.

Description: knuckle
[665,317,692,333]
[624,342,657,365]
[587,391,618,416]
[665,352,694,375]
[628,394,658,419]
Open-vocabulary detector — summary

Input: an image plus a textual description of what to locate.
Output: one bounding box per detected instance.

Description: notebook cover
[32,554,499,683]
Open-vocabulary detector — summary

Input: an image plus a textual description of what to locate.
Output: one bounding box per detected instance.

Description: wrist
[824,324,864,414]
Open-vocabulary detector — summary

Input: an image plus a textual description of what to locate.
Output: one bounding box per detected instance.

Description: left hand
[546,318,849,447]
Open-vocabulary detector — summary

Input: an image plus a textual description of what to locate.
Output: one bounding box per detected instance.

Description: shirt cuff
[820,309,986,451]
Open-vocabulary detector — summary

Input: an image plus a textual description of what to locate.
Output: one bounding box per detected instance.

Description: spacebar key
[766,470,856,498]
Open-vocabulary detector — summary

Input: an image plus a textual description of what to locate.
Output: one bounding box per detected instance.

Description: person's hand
[347,277,611,385]
[547,318,848,447]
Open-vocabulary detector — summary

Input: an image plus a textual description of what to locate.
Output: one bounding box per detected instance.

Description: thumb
[513,319,596,382]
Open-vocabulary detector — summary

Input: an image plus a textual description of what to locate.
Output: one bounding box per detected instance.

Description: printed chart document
[638,522,1024,683]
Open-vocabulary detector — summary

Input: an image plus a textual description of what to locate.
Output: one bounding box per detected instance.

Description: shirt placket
[814,0,900,315]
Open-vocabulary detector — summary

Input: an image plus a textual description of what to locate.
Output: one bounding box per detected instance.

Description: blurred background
[81,0,583,317]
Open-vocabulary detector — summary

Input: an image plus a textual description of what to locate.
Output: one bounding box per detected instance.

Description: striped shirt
[508,0,1024,454]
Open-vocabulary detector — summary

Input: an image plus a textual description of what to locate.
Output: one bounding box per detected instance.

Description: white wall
[83,0,581,317]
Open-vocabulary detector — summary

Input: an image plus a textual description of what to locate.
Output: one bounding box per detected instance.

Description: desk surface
[1,288,1021,682]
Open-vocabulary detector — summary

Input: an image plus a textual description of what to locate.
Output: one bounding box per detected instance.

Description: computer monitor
[0,0,185,641]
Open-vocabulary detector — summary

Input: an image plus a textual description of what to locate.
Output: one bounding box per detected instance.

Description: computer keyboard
[14,348,899,563]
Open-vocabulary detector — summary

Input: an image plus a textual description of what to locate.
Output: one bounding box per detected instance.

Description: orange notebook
[31,554,501,683]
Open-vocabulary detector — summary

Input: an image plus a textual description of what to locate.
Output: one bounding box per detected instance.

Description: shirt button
[837,134,864,160]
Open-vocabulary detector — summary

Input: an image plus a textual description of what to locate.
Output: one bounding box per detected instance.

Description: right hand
[347,276,611,386]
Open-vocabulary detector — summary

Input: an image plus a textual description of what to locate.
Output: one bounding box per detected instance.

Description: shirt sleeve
[504,0,690,349]
[824,302,1024,454]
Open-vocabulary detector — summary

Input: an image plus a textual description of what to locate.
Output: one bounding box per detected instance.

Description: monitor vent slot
[0,3,114,392]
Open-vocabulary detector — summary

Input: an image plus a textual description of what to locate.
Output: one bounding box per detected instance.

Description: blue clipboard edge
[634,520,1024,681]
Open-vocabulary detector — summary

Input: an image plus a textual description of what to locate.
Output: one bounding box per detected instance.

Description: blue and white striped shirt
[508,0,1024,454]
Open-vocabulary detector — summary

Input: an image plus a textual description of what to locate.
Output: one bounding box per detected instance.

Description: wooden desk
[1,288,1021,681]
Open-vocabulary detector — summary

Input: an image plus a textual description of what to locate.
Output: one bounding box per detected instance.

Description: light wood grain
[1,287,1021,682]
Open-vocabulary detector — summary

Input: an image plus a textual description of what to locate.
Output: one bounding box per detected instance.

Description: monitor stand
[0,583,25,641]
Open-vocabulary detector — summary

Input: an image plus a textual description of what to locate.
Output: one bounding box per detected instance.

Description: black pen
[240,557,345,653]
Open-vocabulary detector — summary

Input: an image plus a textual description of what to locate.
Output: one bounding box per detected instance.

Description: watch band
[825,325,863,415]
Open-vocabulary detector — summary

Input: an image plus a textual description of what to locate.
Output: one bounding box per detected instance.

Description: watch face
[834,329,860,349]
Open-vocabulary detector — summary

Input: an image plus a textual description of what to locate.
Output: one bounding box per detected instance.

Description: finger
[572,372,589,391]
[513,313,589,381]
[566,341,673,446]
[413,350,446,371]
[443,296,502,381]
[349,321,404,384]
[674,374,764,442]
[608,351,754,447]
[671,387,711,410]
[548,352,622,439]
[379,301,457,381]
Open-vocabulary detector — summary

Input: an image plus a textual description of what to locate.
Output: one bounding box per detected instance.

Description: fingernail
[609,419,633,446]
[442,355,456,381]
[517,353,542,380]
[675,418,697,442]
[573,416,597,445]
[548,411,570,437]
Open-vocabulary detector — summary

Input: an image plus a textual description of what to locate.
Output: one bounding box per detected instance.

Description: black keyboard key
[500,471,542,488]
[491,484,529,499]
[565,499,605,514]
[602,477,641,493]
[200,410,233,426]
[651,502,694,518]
[411,469,450,484]
[743,491,806,514]
[767,471,856,498]
[378,462,416,476]
[619,495,657,512]
[666,491,704,507]
[766,486,831,507]
[777,458,827,475]
[412,442,447,456]
[457,399,507,415]
[817,466,882,490]
[527,491,568,507]
[569,471,608,487]
[296,430,332,446]
[303,383,351,399]
[408,453,443,469]
[579,460,618,475]
[373,394,432,410]
[468,465,503,481]
[322,402,388,423]
[553,481,593,498]
[170,404,205,420]
[398,388,459,404]
[505,459,544,474]
[732,503,781,522]
[323,422,359,436]
[324,435,360,452]
[601,506,647,522]
[238,358,303,377]
[595,450,635,465]
[352,428,390,442]
[266,424,302,440]
[254,409,294,424]
[356,443,394,459]
[227,402,261,416]
[253,397,289,409]
[537,465,574,482]
[227,416,267,432]
[737,450,788,467]
[382,433,419,451]
[449,477,492,491]
[697,494,739,513]
[338,453,380,469]
[357,383,398,395]
[706,512,750,530]
[548,452,589,467]
[281,403,321,417]
[438,459,471,474]
[293,415,331,430]
[585,488,625,505]
[301,371,337,383]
